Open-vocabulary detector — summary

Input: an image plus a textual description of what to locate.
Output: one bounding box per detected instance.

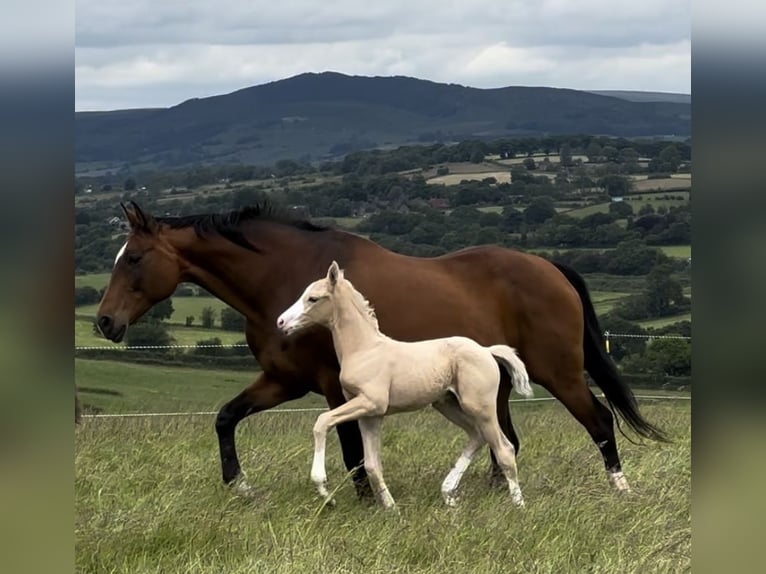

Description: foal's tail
[489,345,534,398]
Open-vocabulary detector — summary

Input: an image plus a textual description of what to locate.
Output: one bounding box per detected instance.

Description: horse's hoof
[354,481,375,501]
[443,494,459,508]
[230,476,258,498]
[488,473,506,490]
[607,470,632,493]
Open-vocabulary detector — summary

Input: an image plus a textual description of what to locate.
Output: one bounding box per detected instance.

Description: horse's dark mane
[157,202,327,251]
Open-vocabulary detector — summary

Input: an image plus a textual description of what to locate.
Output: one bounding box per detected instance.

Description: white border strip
[81,394,690,419]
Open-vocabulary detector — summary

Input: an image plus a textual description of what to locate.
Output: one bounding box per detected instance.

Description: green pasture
[76,376,691,573]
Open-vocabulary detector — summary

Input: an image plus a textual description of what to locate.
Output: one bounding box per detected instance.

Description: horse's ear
[327,261,341,289]
[121,201,158,234]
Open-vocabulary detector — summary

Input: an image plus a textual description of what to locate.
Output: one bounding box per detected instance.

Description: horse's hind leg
[433,393,485,506]
[545,372,630,492]
[489,372,519,489]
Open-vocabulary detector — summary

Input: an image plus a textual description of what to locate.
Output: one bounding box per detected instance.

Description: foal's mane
[157,202,327,251]
[341,279,380,330]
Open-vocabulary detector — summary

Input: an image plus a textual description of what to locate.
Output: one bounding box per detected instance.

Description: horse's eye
[307,296,319,303]
[126,253,142,265]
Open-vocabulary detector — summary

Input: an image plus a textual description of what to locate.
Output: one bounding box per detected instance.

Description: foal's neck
[328,288,383,362]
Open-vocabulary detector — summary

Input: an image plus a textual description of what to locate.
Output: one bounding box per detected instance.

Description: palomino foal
[277,261,533,508]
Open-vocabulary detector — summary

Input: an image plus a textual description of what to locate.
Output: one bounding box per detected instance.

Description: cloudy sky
[75,0,690,111]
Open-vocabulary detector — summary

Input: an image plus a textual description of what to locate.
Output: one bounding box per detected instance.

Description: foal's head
[96,202,183,342]
[276,261,343,335]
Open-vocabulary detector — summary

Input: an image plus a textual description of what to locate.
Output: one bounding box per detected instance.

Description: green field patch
[76,398,690,573]
[564,202,611,218]
[633,178,691,192]
[658,245,691,259]
[75,359,261,413]
[427,171,511,186]
[75,272,112,290]
[476,205,504,214]
[638,313,692,329]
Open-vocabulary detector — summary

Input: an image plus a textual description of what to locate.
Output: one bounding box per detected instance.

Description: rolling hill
[76,72,691,173]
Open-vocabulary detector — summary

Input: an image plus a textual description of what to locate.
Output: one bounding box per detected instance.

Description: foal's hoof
[443,494,459,508]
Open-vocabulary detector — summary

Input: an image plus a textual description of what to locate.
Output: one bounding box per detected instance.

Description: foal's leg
[433,394,485,506]
[322,379,372,500]
[311,395,379,504]
[467,408,525,507]
[215,374,308,496]
[358,417,396,509]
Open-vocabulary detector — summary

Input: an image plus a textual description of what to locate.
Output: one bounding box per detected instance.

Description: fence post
[604,330,610,354]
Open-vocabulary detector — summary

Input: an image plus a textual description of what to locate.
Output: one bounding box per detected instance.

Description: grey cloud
[75,0,690,110]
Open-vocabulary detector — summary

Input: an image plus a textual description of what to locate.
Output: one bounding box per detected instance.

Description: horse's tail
[489,345,534,398]
[552,261,669,443]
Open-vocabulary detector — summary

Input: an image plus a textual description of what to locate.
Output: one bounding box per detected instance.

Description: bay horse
[95,201,665,498]
[277,261,533,508]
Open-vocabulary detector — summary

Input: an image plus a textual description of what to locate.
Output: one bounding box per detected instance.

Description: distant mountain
[75,72,691,172]
[587,90,691,104]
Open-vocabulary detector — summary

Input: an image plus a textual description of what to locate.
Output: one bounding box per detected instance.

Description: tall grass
[76,401,690,573]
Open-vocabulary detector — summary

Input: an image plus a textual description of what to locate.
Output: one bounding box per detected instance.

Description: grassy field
[637,313,693,329]
[75,272,112,290]
[75,386,690,573]
[488,154,589,166]
[75,358,262,413]
[659,245,692,259]
[632,178,691,192]
[427,171,511,185]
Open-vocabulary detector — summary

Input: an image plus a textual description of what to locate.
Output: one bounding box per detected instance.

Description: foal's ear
[121,201,159,235]
[327,260,341,288]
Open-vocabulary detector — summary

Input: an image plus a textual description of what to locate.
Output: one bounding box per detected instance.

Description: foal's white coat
[277,261,533,508]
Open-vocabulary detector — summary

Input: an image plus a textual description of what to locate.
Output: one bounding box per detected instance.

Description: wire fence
[76,332,691,420]
[74,332,690,353]
[81,394,691,421]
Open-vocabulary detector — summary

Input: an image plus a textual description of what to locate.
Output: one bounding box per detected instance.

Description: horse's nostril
[97,315,113,333]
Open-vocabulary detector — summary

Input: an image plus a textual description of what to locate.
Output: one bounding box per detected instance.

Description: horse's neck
[329,293,383,362]
[173,227,329,325]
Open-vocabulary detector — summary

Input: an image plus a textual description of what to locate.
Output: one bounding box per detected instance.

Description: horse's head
[277,261,343,335]
[95,201,182,342]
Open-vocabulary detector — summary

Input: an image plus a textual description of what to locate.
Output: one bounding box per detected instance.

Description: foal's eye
[307,296,319,303]
[126,253,142,265]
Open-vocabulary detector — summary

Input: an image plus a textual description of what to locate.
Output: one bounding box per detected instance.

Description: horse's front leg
[311,395,379,505]
[215,373,307,497]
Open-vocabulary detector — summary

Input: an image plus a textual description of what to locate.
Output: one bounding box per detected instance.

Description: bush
[124,321,174,350]
[75,286,101,306]
[220,307,247,331]
[200,306,216,328]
